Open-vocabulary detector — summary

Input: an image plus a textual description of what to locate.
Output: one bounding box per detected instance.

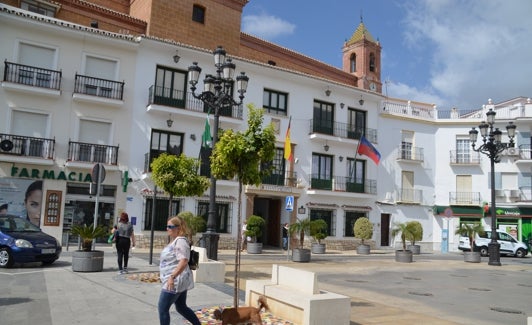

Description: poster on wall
[0,178,43,226]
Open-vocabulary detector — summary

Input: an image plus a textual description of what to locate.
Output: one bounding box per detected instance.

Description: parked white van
[458,230,529,258]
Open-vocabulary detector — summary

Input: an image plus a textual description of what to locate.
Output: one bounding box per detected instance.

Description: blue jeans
[283,237,288,250]
[158,289,200,325]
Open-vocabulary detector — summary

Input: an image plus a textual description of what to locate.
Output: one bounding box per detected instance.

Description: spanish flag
[284,117,293,161]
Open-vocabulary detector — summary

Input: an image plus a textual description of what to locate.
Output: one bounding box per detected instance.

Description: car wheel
[0,247,14,268]
[515,248,527,258]
[479,246,489,257]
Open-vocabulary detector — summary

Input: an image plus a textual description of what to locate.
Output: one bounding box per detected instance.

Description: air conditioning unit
[0,139,14,152]
[495,189,506,197]
[506,147,519,156]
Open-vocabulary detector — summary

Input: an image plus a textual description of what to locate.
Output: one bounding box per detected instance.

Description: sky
[241,0,532,110]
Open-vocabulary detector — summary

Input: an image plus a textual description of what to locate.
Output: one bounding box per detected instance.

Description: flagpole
[350,136,363,177]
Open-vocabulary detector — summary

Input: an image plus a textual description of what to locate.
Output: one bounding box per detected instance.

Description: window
[369,53,376,72]
[350,53,356,73]
[192,5,206,23]
[262,148,285,185]
[346,158,365,193]
[12,110,49,156]
[344,211,366,237]
[85,56,117,80]
[310,209,335,237]
[197,201,230,233]
[311,154,333,190]
[78,119,112,162]
[144,198,181,231]
[313,100,334,135]
[401,171,414,202]
[401,130,414,159]
[154,66,187,108]
[456,138,471,163]
[348,108,366,139]
[150,130,183,165]
[456,175,472,204]
[21,0,57,17]
[263,89,288,115]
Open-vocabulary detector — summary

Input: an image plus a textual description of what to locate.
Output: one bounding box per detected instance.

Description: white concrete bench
[191,246,225,283]
[245,264,350,325]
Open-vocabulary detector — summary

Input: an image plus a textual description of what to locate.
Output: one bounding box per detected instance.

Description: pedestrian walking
[116,212,135,274]
[282,222,289,250]
[158,216,200,325]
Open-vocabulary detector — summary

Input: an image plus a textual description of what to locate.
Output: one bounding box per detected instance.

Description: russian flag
[357,136,381,165]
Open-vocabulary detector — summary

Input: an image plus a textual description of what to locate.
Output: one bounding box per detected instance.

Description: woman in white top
[158,216,200,325]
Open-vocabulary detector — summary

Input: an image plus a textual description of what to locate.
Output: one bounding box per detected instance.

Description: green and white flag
[202,113,212,148]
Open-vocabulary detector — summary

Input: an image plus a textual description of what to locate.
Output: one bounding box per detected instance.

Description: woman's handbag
[189,248,199,270]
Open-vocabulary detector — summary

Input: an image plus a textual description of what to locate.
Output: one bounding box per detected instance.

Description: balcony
[382,99,436,120]
[308,119,377,143]
[397,146,424,162]
[449,191,481,205]
[74,74,124,100]
[449,150,481,164]
[148,86,243,119]
[309,174,376,194]
[3,60,61,90]
[262,171,298,187]
[68,141,119,165]
[0,133,55,159]
[397,188,423,204]
[516,144,532,162]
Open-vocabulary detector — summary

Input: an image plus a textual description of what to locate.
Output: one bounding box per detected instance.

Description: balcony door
[401,171,414,202]
[456,175,472,204]
[17,42,56,87]
[154,66,187,108]
[348,109,366,140]
[312,153,333,190]
[347,158,365,193]
[11,110,49,157]
[78,119,112,163]
[313,101,334,135]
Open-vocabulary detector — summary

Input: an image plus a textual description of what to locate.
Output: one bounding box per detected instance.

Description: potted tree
[245,215,265,254]
[289,217,312,262]
[391,222,414,263]
[70,224,108,272]
[406,221,423,255]
[310,219,328,254]
[455,223,485,263]
[178,211,206,241]
[354,217,373,255]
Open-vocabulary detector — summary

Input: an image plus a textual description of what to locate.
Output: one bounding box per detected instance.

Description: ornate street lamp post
[469,108,516,266]
[188,46,249,260]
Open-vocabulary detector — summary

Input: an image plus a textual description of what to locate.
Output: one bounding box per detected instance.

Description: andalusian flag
[202,113,212,148]
[284,116,293,161]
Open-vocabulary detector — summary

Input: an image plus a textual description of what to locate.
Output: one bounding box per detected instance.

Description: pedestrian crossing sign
[285,196,294,211]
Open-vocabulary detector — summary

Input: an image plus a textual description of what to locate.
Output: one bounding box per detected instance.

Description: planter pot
[395,250,413,263]
[463,251,481,263]
[407,244,421,255]
[311,243,326,254]
[292,248,311,263]
[246,242,262,254]
[72,250,104,272]
[356,244,371,255]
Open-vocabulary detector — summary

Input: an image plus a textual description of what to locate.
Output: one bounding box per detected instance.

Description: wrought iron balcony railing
[397,188,423,204]
[74,74,124,100]
[449,191,481,205]
[309,174,376,194]
[397,145,424,162]
[0,133,55,159]
[68,141,119,165]
[148,86,243,119]
[449,150,481,164]
[3,60,61,90]
[308,119,378,143]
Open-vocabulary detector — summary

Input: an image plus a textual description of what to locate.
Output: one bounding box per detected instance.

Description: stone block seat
[245,264,350,325]
[191,246,225,283]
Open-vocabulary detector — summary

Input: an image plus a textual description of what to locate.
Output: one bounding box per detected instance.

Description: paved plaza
[0,245,531,324]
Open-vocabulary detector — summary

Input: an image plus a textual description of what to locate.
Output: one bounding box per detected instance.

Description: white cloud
[402,0,532,108]
[242,14,296,40]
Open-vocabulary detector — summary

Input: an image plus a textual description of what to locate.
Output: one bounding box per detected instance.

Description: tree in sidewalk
[211,103,276,308]
[150,153,210,222]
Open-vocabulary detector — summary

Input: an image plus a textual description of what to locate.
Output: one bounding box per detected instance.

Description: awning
[433,205,483,216]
